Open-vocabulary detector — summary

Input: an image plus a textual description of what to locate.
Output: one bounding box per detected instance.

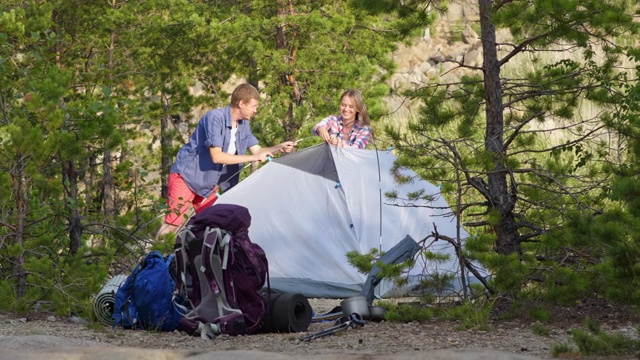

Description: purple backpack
[174,204,269,337]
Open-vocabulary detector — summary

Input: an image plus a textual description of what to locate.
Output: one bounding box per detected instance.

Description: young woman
[312,89,372,149]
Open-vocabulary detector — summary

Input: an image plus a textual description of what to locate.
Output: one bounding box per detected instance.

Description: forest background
[0,0,639,324]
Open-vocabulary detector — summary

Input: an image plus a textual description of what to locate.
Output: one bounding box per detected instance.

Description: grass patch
[551,343,575,357]
[384,303,437,323]
[531,322,550,336]
[570,326,640,356]
[441,300,490,331]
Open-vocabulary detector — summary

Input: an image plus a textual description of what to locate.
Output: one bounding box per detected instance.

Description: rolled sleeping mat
[93,274,128,326]
[260,293,312,333]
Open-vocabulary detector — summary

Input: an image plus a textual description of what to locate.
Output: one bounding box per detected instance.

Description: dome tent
[216,144,488,298]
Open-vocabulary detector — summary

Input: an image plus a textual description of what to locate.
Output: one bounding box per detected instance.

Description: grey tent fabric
[216,144,489,298]
[272,142,339,182]
[359,235,422,305]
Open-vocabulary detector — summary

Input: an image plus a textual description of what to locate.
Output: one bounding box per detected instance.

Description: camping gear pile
[109,204,312,337]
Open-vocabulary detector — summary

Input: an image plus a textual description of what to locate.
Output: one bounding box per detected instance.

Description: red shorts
[164,173,218,226]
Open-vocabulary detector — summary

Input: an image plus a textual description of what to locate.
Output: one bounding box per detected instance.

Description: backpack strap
[202,227,240,317]
[122,301,137,328]
[165,251,190,318]
[215,227,232,270]
[113,260,143,329]
[173,230,185,291]
[175,228,200,308]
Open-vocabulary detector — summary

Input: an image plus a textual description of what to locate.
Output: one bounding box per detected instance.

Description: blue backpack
[113,251,184,331]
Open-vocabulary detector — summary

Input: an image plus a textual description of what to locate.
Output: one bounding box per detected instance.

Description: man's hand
[252,151,273,162]
[279,141,297,154]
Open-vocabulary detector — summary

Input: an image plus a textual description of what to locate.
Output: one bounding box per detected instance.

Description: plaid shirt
[312,114,372,149]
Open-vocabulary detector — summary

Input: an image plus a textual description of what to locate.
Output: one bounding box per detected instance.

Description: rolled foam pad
[93,274,128,326]
[261,293,312,333]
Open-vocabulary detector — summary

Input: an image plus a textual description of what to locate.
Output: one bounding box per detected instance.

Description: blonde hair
[231,83,259,107]
[340,89,370,126]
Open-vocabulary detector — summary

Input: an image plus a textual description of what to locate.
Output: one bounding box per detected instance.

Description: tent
[216,144,488,298]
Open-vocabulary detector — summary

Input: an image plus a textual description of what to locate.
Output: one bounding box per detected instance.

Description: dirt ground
[0,297,637,359]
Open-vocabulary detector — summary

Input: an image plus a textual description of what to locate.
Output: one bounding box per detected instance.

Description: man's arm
[253,141,296,156]
[210,146,269,164]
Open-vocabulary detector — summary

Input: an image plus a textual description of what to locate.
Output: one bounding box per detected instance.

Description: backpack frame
[173,204,269,337]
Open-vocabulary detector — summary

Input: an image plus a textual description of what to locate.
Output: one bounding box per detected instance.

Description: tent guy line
[220,137,314,193]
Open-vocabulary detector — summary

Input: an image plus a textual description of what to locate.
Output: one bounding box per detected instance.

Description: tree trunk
[62,160,83,255]
[103,27,116,219]
[276,0,302,141]
[103,147,115,219]
[479,0,520,255]
[10,162,28,298]
[159,97,173,199]
[86,154,102,214]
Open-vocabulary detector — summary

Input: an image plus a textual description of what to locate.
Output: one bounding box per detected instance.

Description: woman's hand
[317,127,332,143]
[318,127,341,146]
[329,134,340,146]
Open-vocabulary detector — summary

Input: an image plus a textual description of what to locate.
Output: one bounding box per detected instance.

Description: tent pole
[372,139,383,251]
[373,139,384,300]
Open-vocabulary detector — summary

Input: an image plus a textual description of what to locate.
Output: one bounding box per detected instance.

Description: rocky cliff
[385,0,502,117]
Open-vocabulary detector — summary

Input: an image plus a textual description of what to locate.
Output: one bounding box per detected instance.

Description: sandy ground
[0,297,638,359]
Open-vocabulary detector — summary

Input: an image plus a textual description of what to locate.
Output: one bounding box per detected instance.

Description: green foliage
[369,0,640,308]
[0,282,17,312]
[531,322,550,336]
[528,307,551,323]
[23,246,111,316]
[418,272,456,295]
[570,319,640,356]
[481,253,529,296]
[349,0,442,39]
[441,299,490,330]
[0,0,196,316]
[197,0,401,146]
[540,208,640,305]
[551,343,574,357]
[384,303,437,323]
[543,268,590,305]
[346,248,379,274]
[346,247,415,288]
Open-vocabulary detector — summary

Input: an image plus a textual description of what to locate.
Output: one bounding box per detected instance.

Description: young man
[156,83,296,237]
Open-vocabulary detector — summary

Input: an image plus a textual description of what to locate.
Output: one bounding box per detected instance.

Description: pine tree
[354,0,640,299]
[0,0,406,313]
[198,0,397,145]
